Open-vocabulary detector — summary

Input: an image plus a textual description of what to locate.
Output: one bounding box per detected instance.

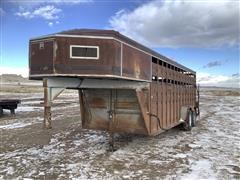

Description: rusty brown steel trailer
[29,29,199,137]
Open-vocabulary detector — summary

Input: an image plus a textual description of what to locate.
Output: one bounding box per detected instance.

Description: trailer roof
[30,29,195,74]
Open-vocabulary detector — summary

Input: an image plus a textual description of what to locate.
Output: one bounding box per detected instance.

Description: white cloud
[16,5,61,20]
[48,22,53,26]
[34,5,61,20]
[0,8,6,16]
[109,0,239,48]
[47,20,60,27]
[0,66,29,78]
[49,0,93,4]
[13,0,92,25]
[197,72,240,88]
[10,0,92,7]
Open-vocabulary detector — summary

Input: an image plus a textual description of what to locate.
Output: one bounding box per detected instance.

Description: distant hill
[0,74,40,85]
[0,74,28,83]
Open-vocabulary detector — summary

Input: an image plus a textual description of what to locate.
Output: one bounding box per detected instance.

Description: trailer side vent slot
[39,42,44,49]
[70,45,99,59]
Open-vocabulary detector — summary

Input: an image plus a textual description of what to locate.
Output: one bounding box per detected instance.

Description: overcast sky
[0,0,239,87]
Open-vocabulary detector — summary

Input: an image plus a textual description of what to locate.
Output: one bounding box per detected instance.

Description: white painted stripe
[30,38,55,43]
[120,42,123,76]
[30,74,152,82]
[30,34,195,74]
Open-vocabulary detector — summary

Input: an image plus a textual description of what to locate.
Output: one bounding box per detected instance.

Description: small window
[152,57,158,64]
[159,60,162,66]
[70,45,99,59]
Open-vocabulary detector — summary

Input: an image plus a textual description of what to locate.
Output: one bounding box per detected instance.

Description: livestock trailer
[29,29,199,138]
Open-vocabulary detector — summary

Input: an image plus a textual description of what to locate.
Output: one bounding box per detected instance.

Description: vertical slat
[166,70,169,128]
[151,62,158,134]
[173,82,175,125]
[176,84,180,121]
[170,82,172,127]
[150,83,158,134]
[158,65,164,129]
[163,67,167,129]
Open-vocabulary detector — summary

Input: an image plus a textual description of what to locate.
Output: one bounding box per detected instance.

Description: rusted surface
[29,29,197,136]
[55,37,121,76]
[122,44,151,81]
[29,39,54,76]
[30,29,195,74]
[43,79,52,129]
[136,88,151,135]
[81,89,148,135]
[43,106,52,129]
[29,29,194,81]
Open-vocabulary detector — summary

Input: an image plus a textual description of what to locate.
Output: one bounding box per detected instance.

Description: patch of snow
[0,122,32,129]
[188,143,202,149]
[38,172,45,176]
[181,159,217,180]
[1,90,239,179]
[7,166,14,175]
[16,106,41,112]
[174,153,187,158]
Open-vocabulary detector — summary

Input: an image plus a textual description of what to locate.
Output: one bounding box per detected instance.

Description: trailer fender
[0,107,3,117]
[179,106,188,123]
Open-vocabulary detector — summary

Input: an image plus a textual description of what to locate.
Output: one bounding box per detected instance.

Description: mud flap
[180,106,188,123]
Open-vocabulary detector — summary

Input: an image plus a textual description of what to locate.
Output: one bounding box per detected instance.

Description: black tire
[183,109,192,131]
[195,106,200,117]
[191,110,197,127]
[0,107,3,117]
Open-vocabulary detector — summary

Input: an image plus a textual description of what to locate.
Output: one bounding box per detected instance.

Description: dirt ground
[0,86,239,179]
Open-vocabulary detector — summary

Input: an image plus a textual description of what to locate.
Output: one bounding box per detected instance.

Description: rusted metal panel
[167,83,170,128]
[175,84,178,124]
[158,83,163,129]
[136,88,150,134]
[81,89,148,135]
[172,84,176,125]
[176,84,179,122]
[152,62,158,75]
[55,37,121,76]
[157,65,164,129]
[162,69,167,129]
[29,29,199,137]
[122,44,151,81]
[150,82,158,134]
[30,39,54,76]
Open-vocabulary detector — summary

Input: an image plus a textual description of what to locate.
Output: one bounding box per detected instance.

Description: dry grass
[0,85,43,93]
[210,90,240,96]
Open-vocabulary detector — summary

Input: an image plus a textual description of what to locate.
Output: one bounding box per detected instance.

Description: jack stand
[109,132,116,152]
[42,77,82,129]
[43,80,52,129]
[44,106,52,129]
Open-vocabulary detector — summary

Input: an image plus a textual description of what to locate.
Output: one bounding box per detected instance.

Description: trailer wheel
[183,109,192,131]
[195,106,200,117]
[191,110,197,127]
[0,107,3,117]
